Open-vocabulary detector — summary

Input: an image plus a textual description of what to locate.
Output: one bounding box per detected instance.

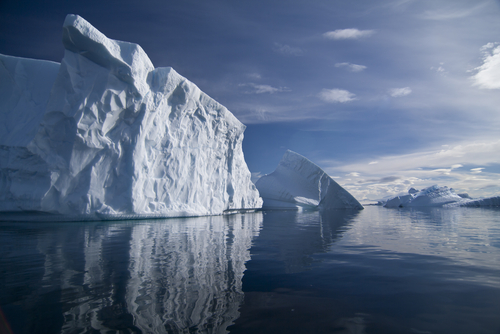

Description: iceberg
[255,150,363,210]
[380,185,500,208]
[0,14,262,219]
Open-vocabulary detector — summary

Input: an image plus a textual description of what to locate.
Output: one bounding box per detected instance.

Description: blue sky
[1,0,499,201]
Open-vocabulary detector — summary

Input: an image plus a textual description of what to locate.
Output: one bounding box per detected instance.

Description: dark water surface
[1,206,500,333]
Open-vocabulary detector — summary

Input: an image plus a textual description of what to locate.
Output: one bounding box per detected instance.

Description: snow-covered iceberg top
[0,14,262,220]
[379,185,500,208]
[255,150,363,210]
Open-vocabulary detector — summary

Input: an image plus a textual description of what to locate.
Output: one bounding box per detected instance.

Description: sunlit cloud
[323,29,375,40]
[240,83,290,94]
[273,43,304,56]
[388,87,412,97]
[472,43,500,89]
[318,88,356,103]
[322,140,500,201]
[335,62,367,72]
[247,73,262,80]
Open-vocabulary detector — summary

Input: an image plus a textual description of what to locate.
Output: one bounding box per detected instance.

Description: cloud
[388,87,412,97]
[420,3,489,20]
[359,176,401,184]
[240,83,290,94]
[273,43,303,56]
[251,172,263,184]
[471,43,500,89]
[247,73,262,80]
[335,62,367,72]
[323,29,375,40]
[322,139,500,200]
[430,62,446,74]
[318,88,356,103]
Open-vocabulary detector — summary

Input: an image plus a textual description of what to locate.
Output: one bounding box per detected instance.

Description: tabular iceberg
[255,150,363,210]
[0,14,262,219]
[380,185,500,208]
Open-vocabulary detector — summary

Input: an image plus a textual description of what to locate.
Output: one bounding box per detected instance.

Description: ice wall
[0,14,262,218]
[255,150,363,210]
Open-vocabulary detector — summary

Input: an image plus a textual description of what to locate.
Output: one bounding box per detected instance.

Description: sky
[1,0,499,202]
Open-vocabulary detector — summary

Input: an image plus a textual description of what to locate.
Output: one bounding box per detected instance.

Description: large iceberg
[255,150,363,210]
[0,14,262,219]
[380,185,500,208]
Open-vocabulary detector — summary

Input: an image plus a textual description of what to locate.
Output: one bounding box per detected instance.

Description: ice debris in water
[255,150,363,210]
[0,14,262,219]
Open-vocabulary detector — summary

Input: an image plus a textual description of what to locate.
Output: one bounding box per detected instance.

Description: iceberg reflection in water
[0,213,262,334]
[3,207,500,333]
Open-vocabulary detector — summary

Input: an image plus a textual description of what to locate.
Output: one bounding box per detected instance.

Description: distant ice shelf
[255,150,363,210]
[0,14,262,220]
[379,185,500,208]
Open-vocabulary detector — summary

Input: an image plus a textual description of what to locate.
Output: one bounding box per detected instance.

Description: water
[1,206,499,334]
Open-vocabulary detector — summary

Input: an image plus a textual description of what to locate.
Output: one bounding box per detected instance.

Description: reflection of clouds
[24,213,263,333]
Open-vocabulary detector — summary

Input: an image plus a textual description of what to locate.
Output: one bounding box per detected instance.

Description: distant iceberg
[255,150,363,210]
[0,14,262,220]
[379,185,500,208]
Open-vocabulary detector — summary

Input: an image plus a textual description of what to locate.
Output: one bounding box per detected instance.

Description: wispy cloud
[318,88,356,103]
[323,140,500,200]
[323,29,375,40]
[240,83,290,94]
[420,2,489,20]
[388,87,412,97]
[335,62,367,72]
[471,43,500,89]
[273,43,303,56]
[247,73,262,80]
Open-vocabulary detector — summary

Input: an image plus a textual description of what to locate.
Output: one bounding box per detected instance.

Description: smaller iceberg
[255,150,363,210]
[380,185,500,208]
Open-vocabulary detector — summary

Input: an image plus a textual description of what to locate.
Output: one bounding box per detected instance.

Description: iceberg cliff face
[0,14,262,218]
[255,150,363,210]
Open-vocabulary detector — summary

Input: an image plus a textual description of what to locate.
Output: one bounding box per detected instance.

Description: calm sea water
[1,206,499,334]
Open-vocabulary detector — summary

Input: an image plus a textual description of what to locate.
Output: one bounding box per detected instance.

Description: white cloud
[323,29,375,40]
[247,73,262,80]
[240,83,290,94]
[472,43,500,89]
[318,88,356,103]
[389,87,412,97]
[335,62,367,72]
[322,140,500,200]
[273,43,303,56]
